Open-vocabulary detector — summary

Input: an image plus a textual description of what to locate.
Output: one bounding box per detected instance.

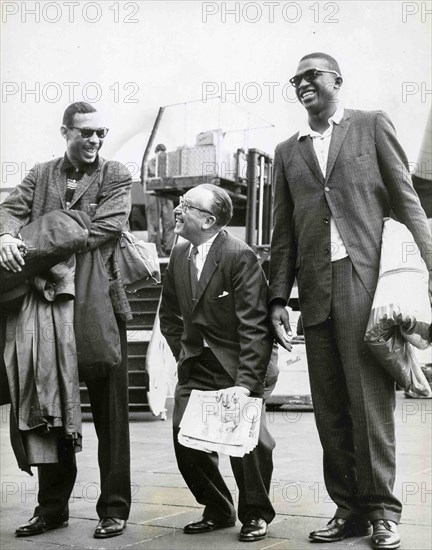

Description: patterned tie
[189,246,199,301]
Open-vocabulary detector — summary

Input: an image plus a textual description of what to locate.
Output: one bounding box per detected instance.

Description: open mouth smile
[301,89,316,99]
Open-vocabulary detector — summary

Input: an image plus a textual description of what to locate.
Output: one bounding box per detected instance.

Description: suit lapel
[298,136,324,185]
[68,170,100,209]
[54,160,67,208]
[325,113,351,183]
[179,244,194,308]
[191,231,225,311]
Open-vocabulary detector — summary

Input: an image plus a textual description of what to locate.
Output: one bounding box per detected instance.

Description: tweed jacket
[0,156,132,317]
[160,230,278,395]
[269,109,432,328]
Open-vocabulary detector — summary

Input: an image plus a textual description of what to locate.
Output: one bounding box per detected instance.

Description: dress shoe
[15,516,68,537]
[371,520,400,549]
[94,517,127,538]
[309,516,372,542]
[184,516,236,534]
[239,518,268,542]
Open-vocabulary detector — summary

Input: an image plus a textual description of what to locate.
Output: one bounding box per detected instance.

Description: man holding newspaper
[160,184,278,543]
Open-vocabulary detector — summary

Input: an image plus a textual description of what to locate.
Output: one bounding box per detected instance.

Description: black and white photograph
[1,1,431,549]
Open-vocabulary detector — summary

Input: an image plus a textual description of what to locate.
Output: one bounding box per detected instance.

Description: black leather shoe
[94,517,127,538]
[184,516,236,534]
[239,518,268,542]
[309,517,372,542]
[371,520,400,549]
[15,516,68,537]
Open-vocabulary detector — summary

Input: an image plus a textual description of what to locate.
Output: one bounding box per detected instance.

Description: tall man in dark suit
[160,184,278,542]
[269,53,432,550]
[0,102,132,539]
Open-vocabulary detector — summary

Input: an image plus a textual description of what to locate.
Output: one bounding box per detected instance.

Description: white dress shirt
[298,103,348,261]
[189,232,220,348]
[190,232,220,279]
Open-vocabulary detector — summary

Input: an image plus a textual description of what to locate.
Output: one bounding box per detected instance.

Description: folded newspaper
[178,390,263,457]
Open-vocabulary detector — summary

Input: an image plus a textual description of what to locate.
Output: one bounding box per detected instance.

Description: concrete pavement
[1,392,431,550]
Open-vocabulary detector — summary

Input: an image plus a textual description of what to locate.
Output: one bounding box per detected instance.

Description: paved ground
[0,392,431,550]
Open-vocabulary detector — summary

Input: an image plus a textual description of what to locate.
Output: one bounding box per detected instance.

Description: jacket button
[324,248,330,255]
[325,186,330,192]
[323,217,329,224]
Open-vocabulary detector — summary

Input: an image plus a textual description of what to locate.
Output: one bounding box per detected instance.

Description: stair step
[130,301,159,314]
[127,312,156,329]
[128,295,160,304]
[128,369,148,385]
[127,341,149,355]
[126,285,162,300]
[127,323,155,330]
[128,354,147,370]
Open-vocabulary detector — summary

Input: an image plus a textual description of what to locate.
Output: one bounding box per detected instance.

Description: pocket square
[218,291,229,298]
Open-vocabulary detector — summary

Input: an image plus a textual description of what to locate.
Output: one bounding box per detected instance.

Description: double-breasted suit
[0,155,133,522]
[160,230,278,525]
[269,109,432,523]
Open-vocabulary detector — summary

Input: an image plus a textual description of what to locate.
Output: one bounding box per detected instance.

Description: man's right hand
[270,303,293,351]
[0,234,26,272]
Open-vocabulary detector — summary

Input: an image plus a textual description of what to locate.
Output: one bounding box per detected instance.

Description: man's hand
[217,386,251,409]
[0,234,26,272]
[270,303,293,351]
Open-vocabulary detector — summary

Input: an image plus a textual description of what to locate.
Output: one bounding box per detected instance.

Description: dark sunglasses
[289,68,341,88]
[179,196,214,216]
[67,126,109,139]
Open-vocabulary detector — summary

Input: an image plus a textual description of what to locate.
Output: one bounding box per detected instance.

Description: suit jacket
[159,230,278,395]
[0,156,132,316]
[269,109,432,327]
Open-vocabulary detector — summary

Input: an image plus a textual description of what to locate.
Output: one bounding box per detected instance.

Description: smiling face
[61,111,105,166]
[173,187,216,245]
[294,57,341,116]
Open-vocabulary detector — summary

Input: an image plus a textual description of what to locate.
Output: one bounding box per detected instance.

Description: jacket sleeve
[375,111,432,271]
[0,166,37,236]
[232,246,274,393]
[85,161,132,251]
[268,144,297,304]
[159,252,183,360]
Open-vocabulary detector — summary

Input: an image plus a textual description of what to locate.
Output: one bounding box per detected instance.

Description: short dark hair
[62,102,97,127]
[155,143,166,153]
[300,52,341,75]
[200,184,233,227]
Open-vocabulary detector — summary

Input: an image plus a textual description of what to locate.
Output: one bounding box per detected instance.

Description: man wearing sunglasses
[160,184,278,542]
[0,102,132,539]
[269,53,431,550]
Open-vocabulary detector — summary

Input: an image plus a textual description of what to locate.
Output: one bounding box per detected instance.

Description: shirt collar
[61,153,99,175]
[190,231,220,258]
[298,103,344,140]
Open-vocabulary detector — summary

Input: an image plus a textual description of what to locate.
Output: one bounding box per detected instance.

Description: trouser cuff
[366,511,401,524]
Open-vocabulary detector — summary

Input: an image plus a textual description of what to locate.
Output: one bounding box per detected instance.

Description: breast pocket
[210,291,230,301]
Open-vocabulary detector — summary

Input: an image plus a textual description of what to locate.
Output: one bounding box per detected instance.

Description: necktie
[189,246,199,301]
